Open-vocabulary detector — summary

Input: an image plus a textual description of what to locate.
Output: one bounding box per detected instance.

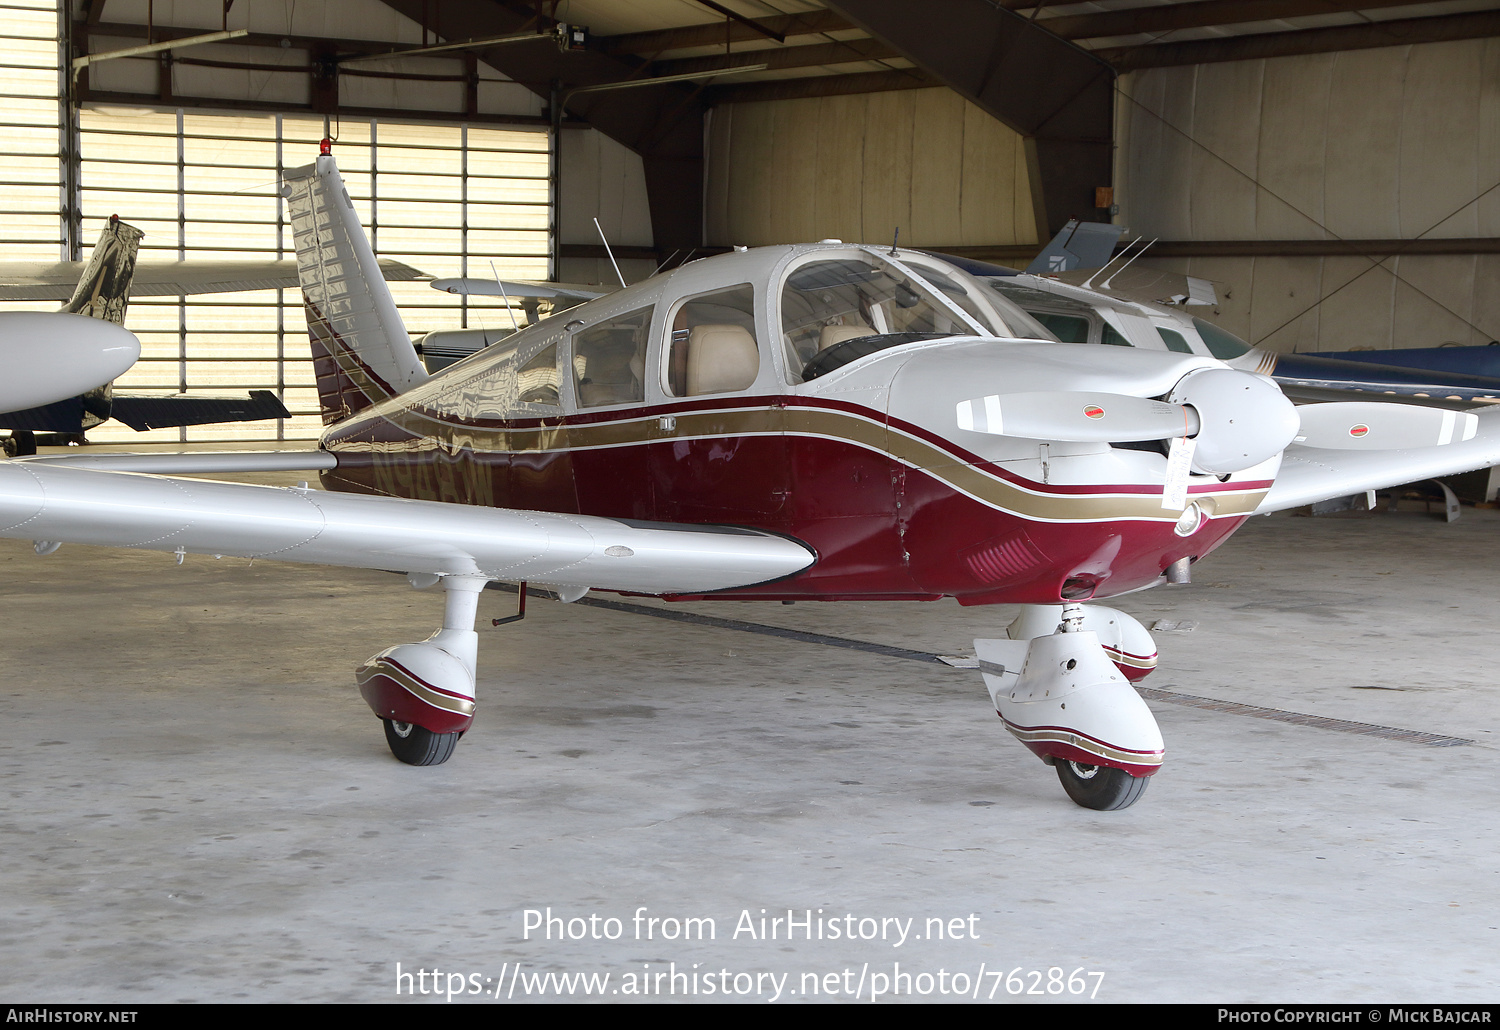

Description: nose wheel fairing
[977,604,1164,806]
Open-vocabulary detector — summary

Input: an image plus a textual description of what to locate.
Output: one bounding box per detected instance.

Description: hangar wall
[1116,39,1500,354]
[557,128,655,288]
[704,87,1040,251]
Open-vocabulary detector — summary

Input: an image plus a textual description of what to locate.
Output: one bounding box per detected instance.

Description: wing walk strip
[369,404,1269,522]
[519,586,1472,748]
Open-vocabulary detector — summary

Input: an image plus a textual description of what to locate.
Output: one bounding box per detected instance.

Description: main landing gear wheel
[383,719,460,766]
[1055,760,1150,811]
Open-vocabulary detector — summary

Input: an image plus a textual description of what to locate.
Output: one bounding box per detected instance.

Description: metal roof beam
[654,36,900,77]
[1033,0,1461,41]
[705,67,940,105]
[1101,8,1500,70]
[596,10,854,56]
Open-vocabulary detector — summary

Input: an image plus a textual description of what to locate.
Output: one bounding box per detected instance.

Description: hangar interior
[4,0,1500,1005]
[6,0,1498,441]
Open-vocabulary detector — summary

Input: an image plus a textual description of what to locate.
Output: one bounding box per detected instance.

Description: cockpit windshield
[900,256,1057,343]
[780,250,1054,383]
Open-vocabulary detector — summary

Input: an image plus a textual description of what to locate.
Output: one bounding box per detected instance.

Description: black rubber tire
[383,719,460,766]
[1055,760,1150,810]
[5,431,35,457]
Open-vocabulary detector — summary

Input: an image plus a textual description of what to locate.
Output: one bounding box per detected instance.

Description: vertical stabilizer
[1024,219,1126,275]
[283,149,427,425]
[63,215,143,325]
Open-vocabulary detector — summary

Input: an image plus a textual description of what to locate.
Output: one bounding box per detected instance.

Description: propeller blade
[955,391,1198,442]
[1295,402,1479,450]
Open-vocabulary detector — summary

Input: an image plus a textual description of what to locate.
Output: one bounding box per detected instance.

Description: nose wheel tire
[383,718,460,766]
[1055,759,1150,810]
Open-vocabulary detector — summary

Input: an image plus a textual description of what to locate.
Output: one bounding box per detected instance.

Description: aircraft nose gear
[1004,603,1158,682]
[975,602,1163,810]
[356,575,488,765]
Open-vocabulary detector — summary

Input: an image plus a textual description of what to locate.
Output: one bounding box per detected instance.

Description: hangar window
[0,0,65,263]
[73,112,550,444]
[0,0,555,451]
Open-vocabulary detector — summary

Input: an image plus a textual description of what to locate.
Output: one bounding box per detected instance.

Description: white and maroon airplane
[7,144,1500,810]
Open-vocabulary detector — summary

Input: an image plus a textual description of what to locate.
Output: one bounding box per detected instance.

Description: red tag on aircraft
[1084,404,1105,420]
[1349,424,1370,438]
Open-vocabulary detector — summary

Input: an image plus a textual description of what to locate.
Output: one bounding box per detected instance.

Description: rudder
[282,146,427,425]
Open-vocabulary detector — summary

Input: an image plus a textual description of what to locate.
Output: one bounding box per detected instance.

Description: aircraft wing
[0,258,428,301]
[1256,412,1500,513]
[0,463,815,594]
[18,450,337,474]
[429,277,611,302]
[108,391,290,431]
[1048,266,1218,307]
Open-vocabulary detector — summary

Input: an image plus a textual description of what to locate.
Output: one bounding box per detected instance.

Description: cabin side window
[516,343,560,406]
[663,285,760,397]
[572,306,654,408]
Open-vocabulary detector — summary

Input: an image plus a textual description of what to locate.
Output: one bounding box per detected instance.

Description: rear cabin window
[665,285,760,397]
[1035,313,1091,343]
[1157,327,1194,354]
[572,307,653,408]
[516,343,559,406]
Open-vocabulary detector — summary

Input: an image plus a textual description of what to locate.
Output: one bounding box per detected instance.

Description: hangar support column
[823,0,1115,237]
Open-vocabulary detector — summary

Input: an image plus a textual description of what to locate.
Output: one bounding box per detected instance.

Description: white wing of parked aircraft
[0,256,428,301]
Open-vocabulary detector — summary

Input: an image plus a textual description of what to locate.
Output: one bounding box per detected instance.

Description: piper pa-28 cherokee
[9,145,1500,810]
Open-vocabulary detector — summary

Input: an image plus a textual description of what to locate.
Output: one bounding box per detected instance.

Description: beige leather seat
[685,324,759,395]
[818,323,874,351]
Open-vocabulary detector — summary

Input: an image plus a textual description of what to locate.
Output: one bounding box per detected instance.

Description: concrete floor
[2,466,1498,1003]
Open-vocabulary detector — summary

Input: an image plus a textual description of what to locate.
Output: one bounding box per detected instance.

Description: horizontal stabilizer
[430,277,609,302]
[109,390,290,431]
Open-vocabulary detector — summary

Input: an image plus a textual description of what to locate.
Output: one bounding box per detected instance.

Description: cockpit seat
[818,323,874,351]
[686,324,759,395]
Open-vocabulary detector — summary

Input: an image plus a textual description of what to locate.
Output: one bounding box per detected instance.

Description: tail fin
[1024,219,1126,275]
[62,215,143,325]
[282,148,427,425]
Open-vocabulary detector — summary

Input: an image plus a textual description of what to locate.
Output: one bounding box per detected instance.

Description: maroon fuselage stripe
[320,395,1255,604]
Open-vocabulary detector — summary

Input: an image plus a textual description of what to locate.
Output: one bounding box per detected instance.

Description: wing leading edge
[1256,408,1500,513]
[0,462,815,594]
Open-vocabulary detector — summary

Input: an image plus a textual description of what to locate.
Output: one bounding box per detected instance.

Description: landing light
[1173,502,1204,537]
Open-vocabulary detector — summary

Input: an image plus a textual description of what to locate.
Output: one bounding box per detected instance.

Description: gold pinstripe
[356,660,476,717]
[1003,721,1165,765]
[336,402,1270,523]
